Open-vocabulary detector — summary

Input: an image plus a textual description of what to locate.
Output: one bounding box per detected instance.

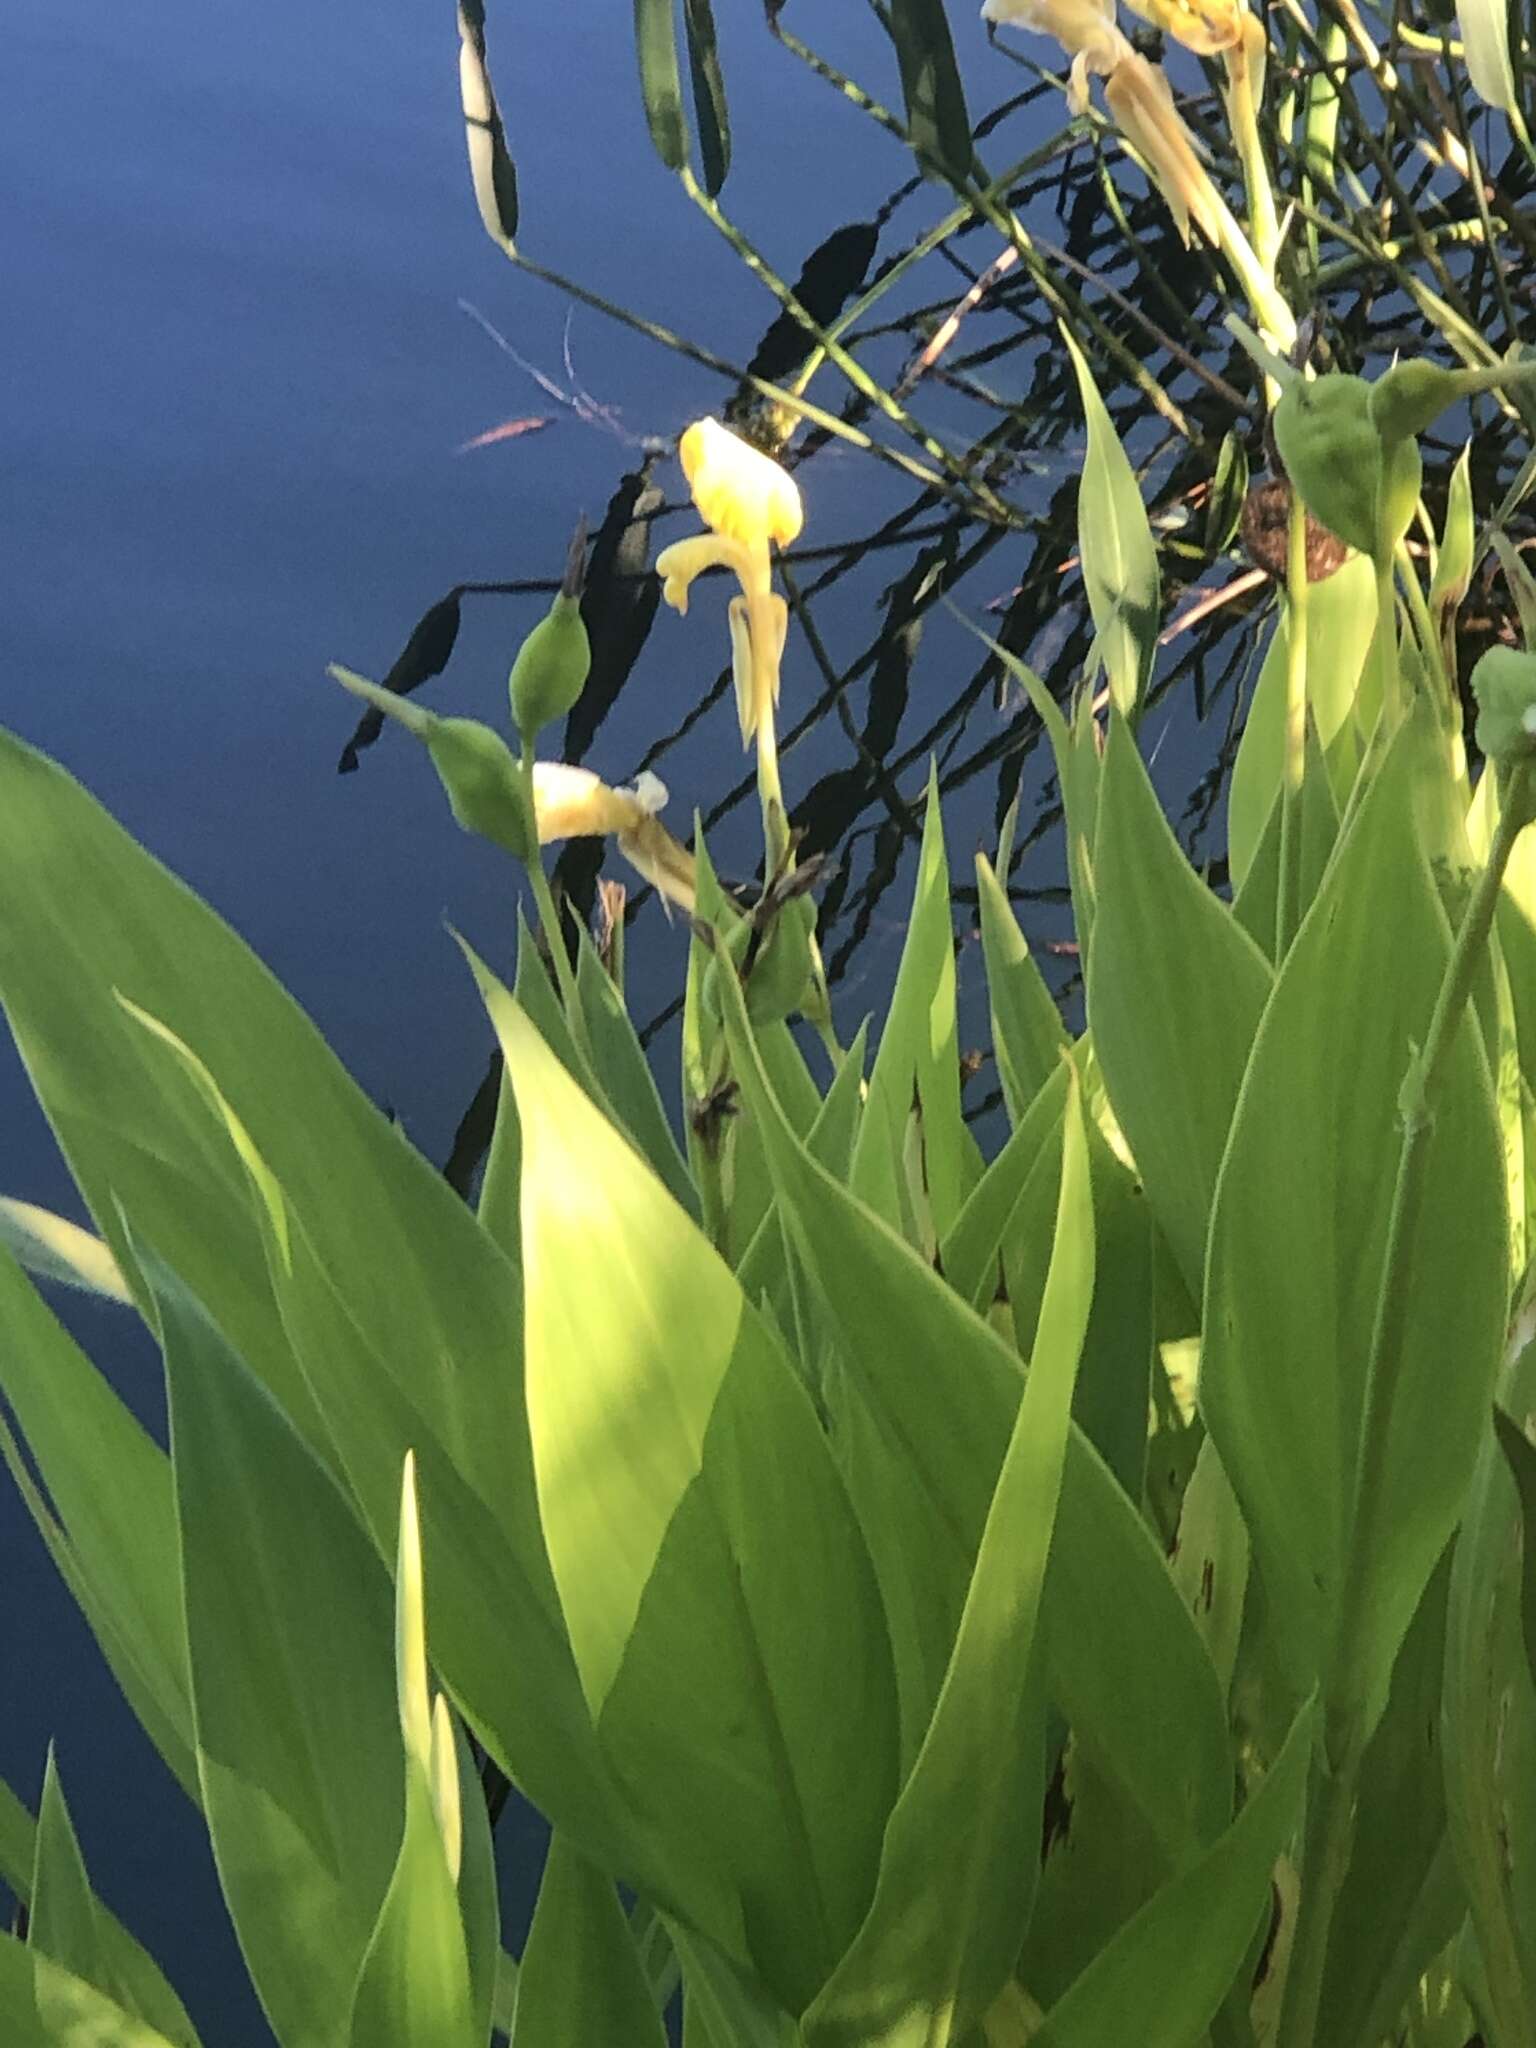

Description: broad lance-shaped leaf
[1204,706,1508,1734]
[851,763,966,1244]
[458,2,518,251]
[0,1242,195,1799]
[147,1247,405,2048]
[470,949,898,2014]
[0,1932,183,2048]
[1444,1331,1536,2044]
[682,0,730,195]
[634,0,687,169]
[713,940,1231,1872]
[1088,716,1273,1301]
[1061,327,1160,720]
[512,1837,669,2048]
[802,1069,1095,2047]
[574,926,698,1218]
[1030,1701,1312,2046]
[0,1773,198,2048]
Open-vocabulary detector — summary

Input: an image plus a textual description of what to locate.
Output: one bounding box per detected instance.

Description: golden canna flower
[1121,0,1246,55]
[656,418,799,745]
[679,415,803,550]
[531,763,696,912]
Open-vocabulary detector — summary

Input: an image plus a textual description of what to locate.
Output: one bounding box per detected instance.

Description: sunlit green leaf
[975,852,1068,1125]
[511,1837,668,2048]
[474,955,897,2011]
[1204,707,1508,1732]
[1088,716,1273,1300]
[805,1074,1094,2046]
[348,1761,478,2048]
[1061,329,1160,718]
[1458,0,1519,114]
[0,1932,181,2048]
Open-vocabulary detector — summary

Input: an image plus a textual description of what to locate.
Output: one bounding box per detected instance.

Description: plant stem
[1276,755,1536,2047]
[1223,28,1283,291]
[1276,489,1309,957]
[518,748,583,1022]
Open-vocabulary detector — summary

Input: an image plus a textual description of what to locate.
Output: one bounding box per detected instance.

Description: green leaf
[1429,443,1475,662]
[715,948,1231,1866]
[348,1760,478,2048]
[887,0,974,184]
[1315,1553,1465,2048]
[1061,328,1161,718]
[1495,1403,1536,1695]
[30,1753,105,1998]
[682,0,730,194]
[1444,1332,1536,2043]
[0,1245,195,1798]
[1087,717,1273,1301]
[1227,554,1376,889]
[472,955,897,2012]
[1031,1702,1312,2047]
[1205,431,1249,554]
[575,928,698,1217]
[453,1727,501,2048]
[511,1837,668,2048]
[805,1074,1094,2047]
[1169,1439,1249,1703]
[150,1251,404,2048]
[974,852,1067,1124]
[851,765,964,1244]
[457,2,519,250]
[1230,711,1342,965]
[634,0,688,169]
[941,1062,1069,1313]
[0,1932,182,2048]
[1203,708,1509,1731]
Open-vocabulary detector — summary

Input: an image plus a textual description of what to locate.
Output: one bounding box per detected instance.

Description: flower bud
[1471,647,1536,769]
[426,717,537,861]
[1271,374,1381,557]
[509,521,592,744]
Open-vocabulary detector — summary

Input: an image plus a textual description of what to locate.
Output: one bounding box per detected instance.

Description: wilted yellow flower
[656,418,799,744]
[1104,50,1224,245]
[982,0,1121,109]
[532,763,695,912]
[1121,0,1246,55]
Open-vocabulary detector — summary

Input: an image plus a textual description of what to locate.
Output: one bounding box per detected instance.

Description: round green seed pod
[425,716,536,861]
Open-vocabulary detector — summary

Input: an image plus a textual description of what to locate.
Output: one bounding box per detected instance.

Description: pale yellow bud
[1103,51,1224,245]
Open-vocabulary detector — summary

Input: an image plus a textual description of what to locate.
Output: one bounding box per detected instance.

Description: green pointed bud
[1471,646,1536,768]
[1369,355,1536,447]
[1272,374,1381,558]
[330,663,538,857]
[509,520,592,743]
[425,717,536,860]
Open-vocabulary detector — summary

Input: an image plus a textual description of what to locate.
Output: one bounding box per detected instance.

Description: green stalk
[1276,755,1536,2047]
[1276,489,1309,957]
[1223,30,1283,290]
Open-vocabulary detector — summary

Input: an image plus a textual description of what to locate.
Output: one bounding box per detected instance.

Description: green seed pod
[1271,374,1381,558]
[1471,646,1536,769]
[509,521,592,744]
[425,716,536,861]
[1367,360,1462,449]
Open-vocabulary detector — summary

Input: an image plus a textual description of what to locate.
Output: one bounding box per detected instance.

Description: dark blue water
[1,4,1220,2038]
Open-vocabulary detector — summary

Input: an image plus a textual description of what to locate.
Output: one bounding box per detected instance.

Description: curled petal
[728,596,756,744]
[678,417,803,550]
[532,760,668,842]
[655,531,753,616]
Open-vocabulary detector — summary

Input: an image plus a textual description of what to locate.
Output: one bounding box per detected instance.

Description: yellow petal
[531,761,669,844]
[654,531,753,617]
[1121,0,1247,55]
[728,596,756,743]
[617,817,697,913]
[678,417,803,549]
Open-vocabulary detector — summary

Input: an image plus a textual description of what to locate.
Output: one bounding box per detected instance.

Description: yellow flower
[531,763,695,912]
[1122,0,1246,54]
[981,0,1121,110]
[679,416,803,549]
[656,418,800,744]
